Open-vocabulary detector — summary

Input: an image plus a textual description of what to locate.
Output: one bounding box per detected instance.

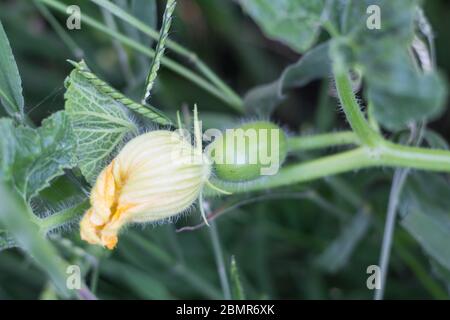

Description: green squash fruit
[210,121,287,181]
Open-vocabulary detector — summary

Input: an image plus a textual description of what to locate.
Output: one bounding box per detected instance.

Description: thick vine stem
[379,141,450,171]
[288,131,359,152]
[206,144,450,195]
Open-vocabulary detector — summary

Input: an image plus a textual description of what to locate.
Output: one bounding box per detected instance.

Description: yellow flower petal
[80,130,210,249]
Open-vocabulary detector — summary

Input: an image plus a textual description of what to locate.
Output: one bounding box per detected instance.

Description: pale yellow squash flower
[80,130,211,249]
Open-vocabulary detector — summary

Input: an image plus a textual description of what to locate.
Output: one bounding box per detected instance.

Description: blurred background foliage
[0,0,450,299]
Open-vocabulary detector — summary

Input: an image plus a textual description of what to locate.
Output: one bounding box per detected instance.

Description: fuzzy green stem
[288,131,359,152]
[38,200,89,234]
[333,64,382,146]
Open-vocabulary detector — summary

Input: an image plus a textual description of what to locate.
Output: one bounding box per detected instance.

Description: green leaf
[64,66,138,184]
[17,111,77,199]
[363,41,447,130]
[316,210,372,273]
[0,111,77,200]
[244,42,330,115]
[336,0,417,43]
[0,20,24,120]
[230,256,246,300]
[238,0,325,53]
[400,173,450,271]
[401,210,450,272]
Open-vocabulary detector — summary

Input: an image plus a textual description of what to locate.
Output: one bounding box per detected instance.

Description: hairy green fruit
[210,121,287,181]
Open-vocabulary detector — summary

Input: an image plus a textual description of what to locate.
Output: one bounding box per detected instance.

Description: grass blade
[90,0,243,112]
[142,0,176,105]
[0,19,24,121]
